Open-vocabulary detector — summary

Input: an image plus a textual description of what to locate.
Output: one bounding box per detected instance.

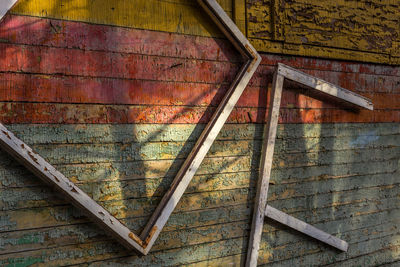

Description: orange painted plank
[0,102,394,124]
[0,16,397,93]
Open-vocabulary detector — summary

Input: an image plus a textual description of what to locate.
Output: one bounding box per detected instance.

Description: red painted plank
[0,102,394,124]
[0,49,393,104]
[0,43,241,84]
[0,72,396,109]
[0,15,398,124]
[0,15,240,63]
[3,15,400,78]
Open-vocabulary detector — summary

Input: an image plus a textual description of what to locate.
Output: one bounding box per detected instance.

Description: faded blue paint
[349,130,380,148]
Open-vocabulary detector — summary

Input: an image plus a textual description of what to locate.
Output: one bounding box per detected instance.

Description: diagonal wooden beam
[265,205,349,251]
[246,63,373,266]
[0,0,261,255]
[277,63,373,110]
[246,71,284,267]
[0,123,146,254]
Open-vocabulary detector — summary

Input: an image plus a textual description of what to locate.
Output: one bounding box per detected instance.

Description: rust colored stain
[143,225,158,248]
[2,130,11,139]
[128,232,143,247]
[27,151,39,165]
[245,43,258,72]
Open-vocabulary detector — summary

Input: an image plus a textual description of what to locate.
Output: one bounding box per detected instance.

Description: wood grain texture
[0,123,145,254]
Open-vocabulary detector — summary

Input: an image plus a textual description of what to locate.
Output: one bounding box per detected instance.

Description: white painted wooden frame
[0,0,261,255]
[0,0,18,22]
[246,63,373,266]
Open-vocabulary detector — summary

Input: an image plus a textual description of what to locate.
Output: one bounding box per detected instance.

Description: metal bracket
[246,63,373,266]
[0,0,261,255]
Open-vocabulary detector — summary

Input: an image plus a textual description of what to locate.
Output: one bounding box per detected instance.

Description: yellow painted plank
[246,0,273,39]
[272,0,285,41]
[233,0,246,35]
[10,0,232,37]
[250,38,392,64]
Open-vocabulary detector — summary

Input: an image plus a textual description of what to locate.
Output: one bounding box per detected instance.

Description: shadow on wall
[258,76,400,265]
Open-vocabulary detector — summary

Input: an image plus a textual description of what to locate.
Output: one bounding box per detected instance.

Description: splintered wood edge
[0,0,261,256]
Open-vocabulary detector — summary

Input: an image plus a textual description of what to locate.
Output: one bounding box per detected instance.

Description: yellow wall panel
[247,0,400,65]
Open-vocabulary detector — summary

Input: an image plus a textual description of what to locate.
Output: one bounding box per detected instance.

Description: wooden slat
[246,72,284,266]
[9,0,232,38]
[233,0,246,35]
[277,63,374,110]
[0,0,17,21]
[0,102,396,124]
[265,205,349,251]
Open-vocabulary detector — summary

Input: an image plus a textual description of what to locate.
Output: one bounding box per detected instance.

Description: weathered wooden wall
[11,0,400,64]
[0,0,399,266]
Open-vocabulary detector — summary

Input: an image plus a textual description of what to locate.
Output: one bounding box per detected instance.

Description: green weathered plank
[5,123,399,144]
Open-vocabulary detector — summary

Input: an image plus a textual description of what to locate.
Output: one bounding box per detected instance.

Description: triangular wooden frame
[246,63,373,266]
[0,0,261,255]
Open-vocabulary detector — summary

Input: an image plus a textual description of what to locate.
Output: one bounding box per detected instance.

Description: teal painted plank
[0,153,397,189]
[1,168,398,212]
[12,135,396,164]
[4,123,399,144]
[2,220,398,267]
[258,231,400,266]
[1,194,398,263]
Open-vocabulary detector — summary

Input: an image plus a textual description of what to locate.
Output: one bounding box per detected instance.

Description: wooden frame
[0,0,18,22]
[246,63,373,266]
[0,0,261,255]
